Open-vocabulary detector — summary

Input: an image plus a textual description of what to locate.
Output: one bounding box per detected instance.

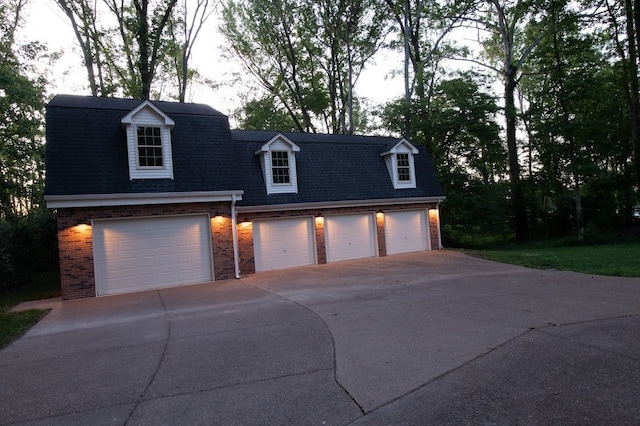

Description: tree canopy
[2,0,639,248]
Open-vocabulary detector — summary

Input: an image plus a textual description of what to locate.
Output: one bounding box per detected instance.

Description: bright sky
[20,0,406,120]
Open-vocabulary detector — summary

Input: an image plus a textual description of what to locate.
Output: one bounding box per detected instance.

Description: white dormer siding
[121,101,175,180]
[255,134,300,194]
[381,139,419,189]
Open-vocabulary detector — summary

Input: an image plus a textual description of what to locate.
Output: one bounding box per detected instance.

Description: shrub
[0,208,58,294]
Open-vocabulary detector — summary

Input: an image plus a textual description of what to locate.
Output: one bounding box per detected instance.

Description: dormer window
[271,151,290,184]
[396,153,411,181]
[256,134,300,194]
[137,126,163,167]
[121,100,175,180]
[381,138,419,189]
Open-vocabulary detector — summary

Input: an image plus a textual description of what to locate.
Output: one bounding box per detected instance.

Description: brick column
[376,212,387,257]
[428,206,442,249]
[237,220,256,274]
[315,216,326,264]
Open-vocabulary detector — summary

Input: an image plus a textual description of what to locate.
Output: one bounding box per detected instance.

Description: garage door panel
[94,215,213,296]
[385,210,429,255]
[253,218,316,272]
[325,214,376,263]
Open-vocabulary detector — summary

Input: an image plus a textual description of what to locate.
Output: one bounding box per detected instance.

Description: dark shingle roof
[232,130,444,206]
[45,95,237,196]
[45,95,444,204]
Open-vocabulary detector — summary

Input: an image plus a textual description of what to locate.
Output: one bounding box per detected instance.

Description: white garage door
[93,215,213,296]
[325,213,377,263]
[384,210,429,255]
[253,217,316,272]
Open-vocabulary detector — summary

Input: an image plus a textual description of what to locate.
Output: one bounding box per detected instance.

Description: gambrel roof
[45,95,237,196]
[231,130,443,207]
[45,95,444,205]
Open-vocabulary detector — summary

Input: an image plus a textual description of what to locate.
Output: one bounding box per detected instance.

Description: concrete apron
[2,250,639,425]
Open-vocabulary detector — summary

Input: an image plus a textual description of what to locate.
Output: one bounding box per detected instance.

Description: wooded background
[2,0,640,289]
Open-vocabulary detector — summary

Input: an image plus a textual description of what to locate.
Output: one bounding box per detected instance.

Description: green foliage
[440,178,511,248]
[220,0,388,133]
[55,0,197,100]
[518,0,638,239]
[380,72,511,247]
[0,309,49,349]
[468,241,640,277]
[234,96,299,131]
[0,208,59,294]
[0,1,47,217]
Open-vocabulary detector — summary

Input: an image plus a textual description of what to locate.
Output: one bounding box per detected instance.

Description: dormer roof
[255,133,300,154]
[121,100,176,126]
[380,138,419,156]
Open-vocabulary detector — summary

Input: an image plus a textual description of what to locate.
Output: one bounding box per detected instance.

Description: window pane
[397,153,411,181]
[137,126,163,167]
[271,151,290,184]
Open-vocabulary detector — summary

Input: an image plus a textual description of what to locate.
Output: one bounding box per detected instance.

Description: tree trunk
[628,0,640,194]
[403,0,411,139]
[505,71,529,242]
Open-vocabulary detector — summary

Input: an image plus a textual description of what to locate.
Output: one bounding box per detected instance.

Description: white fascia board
[380,138,420,156]
[236,196,446,213]
[121,100,175,126]
[45,190,244,208]
[254,133,300,155]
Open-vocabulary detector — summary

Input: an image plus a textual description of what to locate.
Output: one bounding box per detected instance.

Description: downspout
[231,194,240,278]
[437,201,443,249]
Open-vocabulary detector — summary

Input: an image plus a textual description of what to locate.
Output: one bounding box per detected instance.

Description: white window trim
[270,151,292,185]
[134,125,166,170]
[381,138,419,189]
[121,100,175,180]
[255,134,300,194]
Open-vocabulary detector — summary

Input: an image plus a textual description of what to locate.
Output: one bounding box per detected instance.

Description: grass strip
[0,309,50,349]
[0,270,60,349]
[467,241,640,277]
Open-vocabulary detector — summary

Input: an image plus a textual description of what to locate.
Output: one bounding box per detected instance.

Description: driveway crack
[124,290,171,425]
[245,283,366,416]
[535,313,640,361]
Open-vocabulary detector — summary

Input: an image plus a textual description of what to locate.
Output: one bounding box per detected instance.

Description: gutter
[45,190,244,208]
[235,196,446,214]
[231,194,241,279]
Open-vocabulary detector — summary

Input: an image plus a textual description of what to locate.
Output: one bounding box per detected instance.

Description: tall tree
[604,0,640,199]
[55,0,110,96]
[462,0,549,242]
[520,0,585,238]
[164,0,216,102]
[384,0,473,148]
[220,0,388,133]
[105,0,178,99]
[55,0,219,100]
[0,0,47,216]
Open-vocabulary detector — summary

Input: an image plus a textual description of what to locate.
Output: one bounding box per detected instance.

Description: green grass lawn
[467,241,640,277]
[0,271,60,350]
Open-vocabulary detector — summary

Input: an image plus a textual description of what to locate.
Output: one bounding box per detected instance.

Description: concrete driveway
[2,250,640,425]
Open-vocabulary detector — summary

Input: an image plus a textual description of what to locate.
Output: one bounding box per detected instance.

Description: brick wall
[56,201,442,300]
[237,220,255,275]
[376,212,387,257]
[428,207,441,249]
[236,202,441,273]
[56,202,235,300]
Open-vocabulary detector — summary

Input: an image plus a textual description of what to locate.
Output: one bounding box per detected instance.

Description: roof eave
[45,190,244,208]
[236,196,446,213]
